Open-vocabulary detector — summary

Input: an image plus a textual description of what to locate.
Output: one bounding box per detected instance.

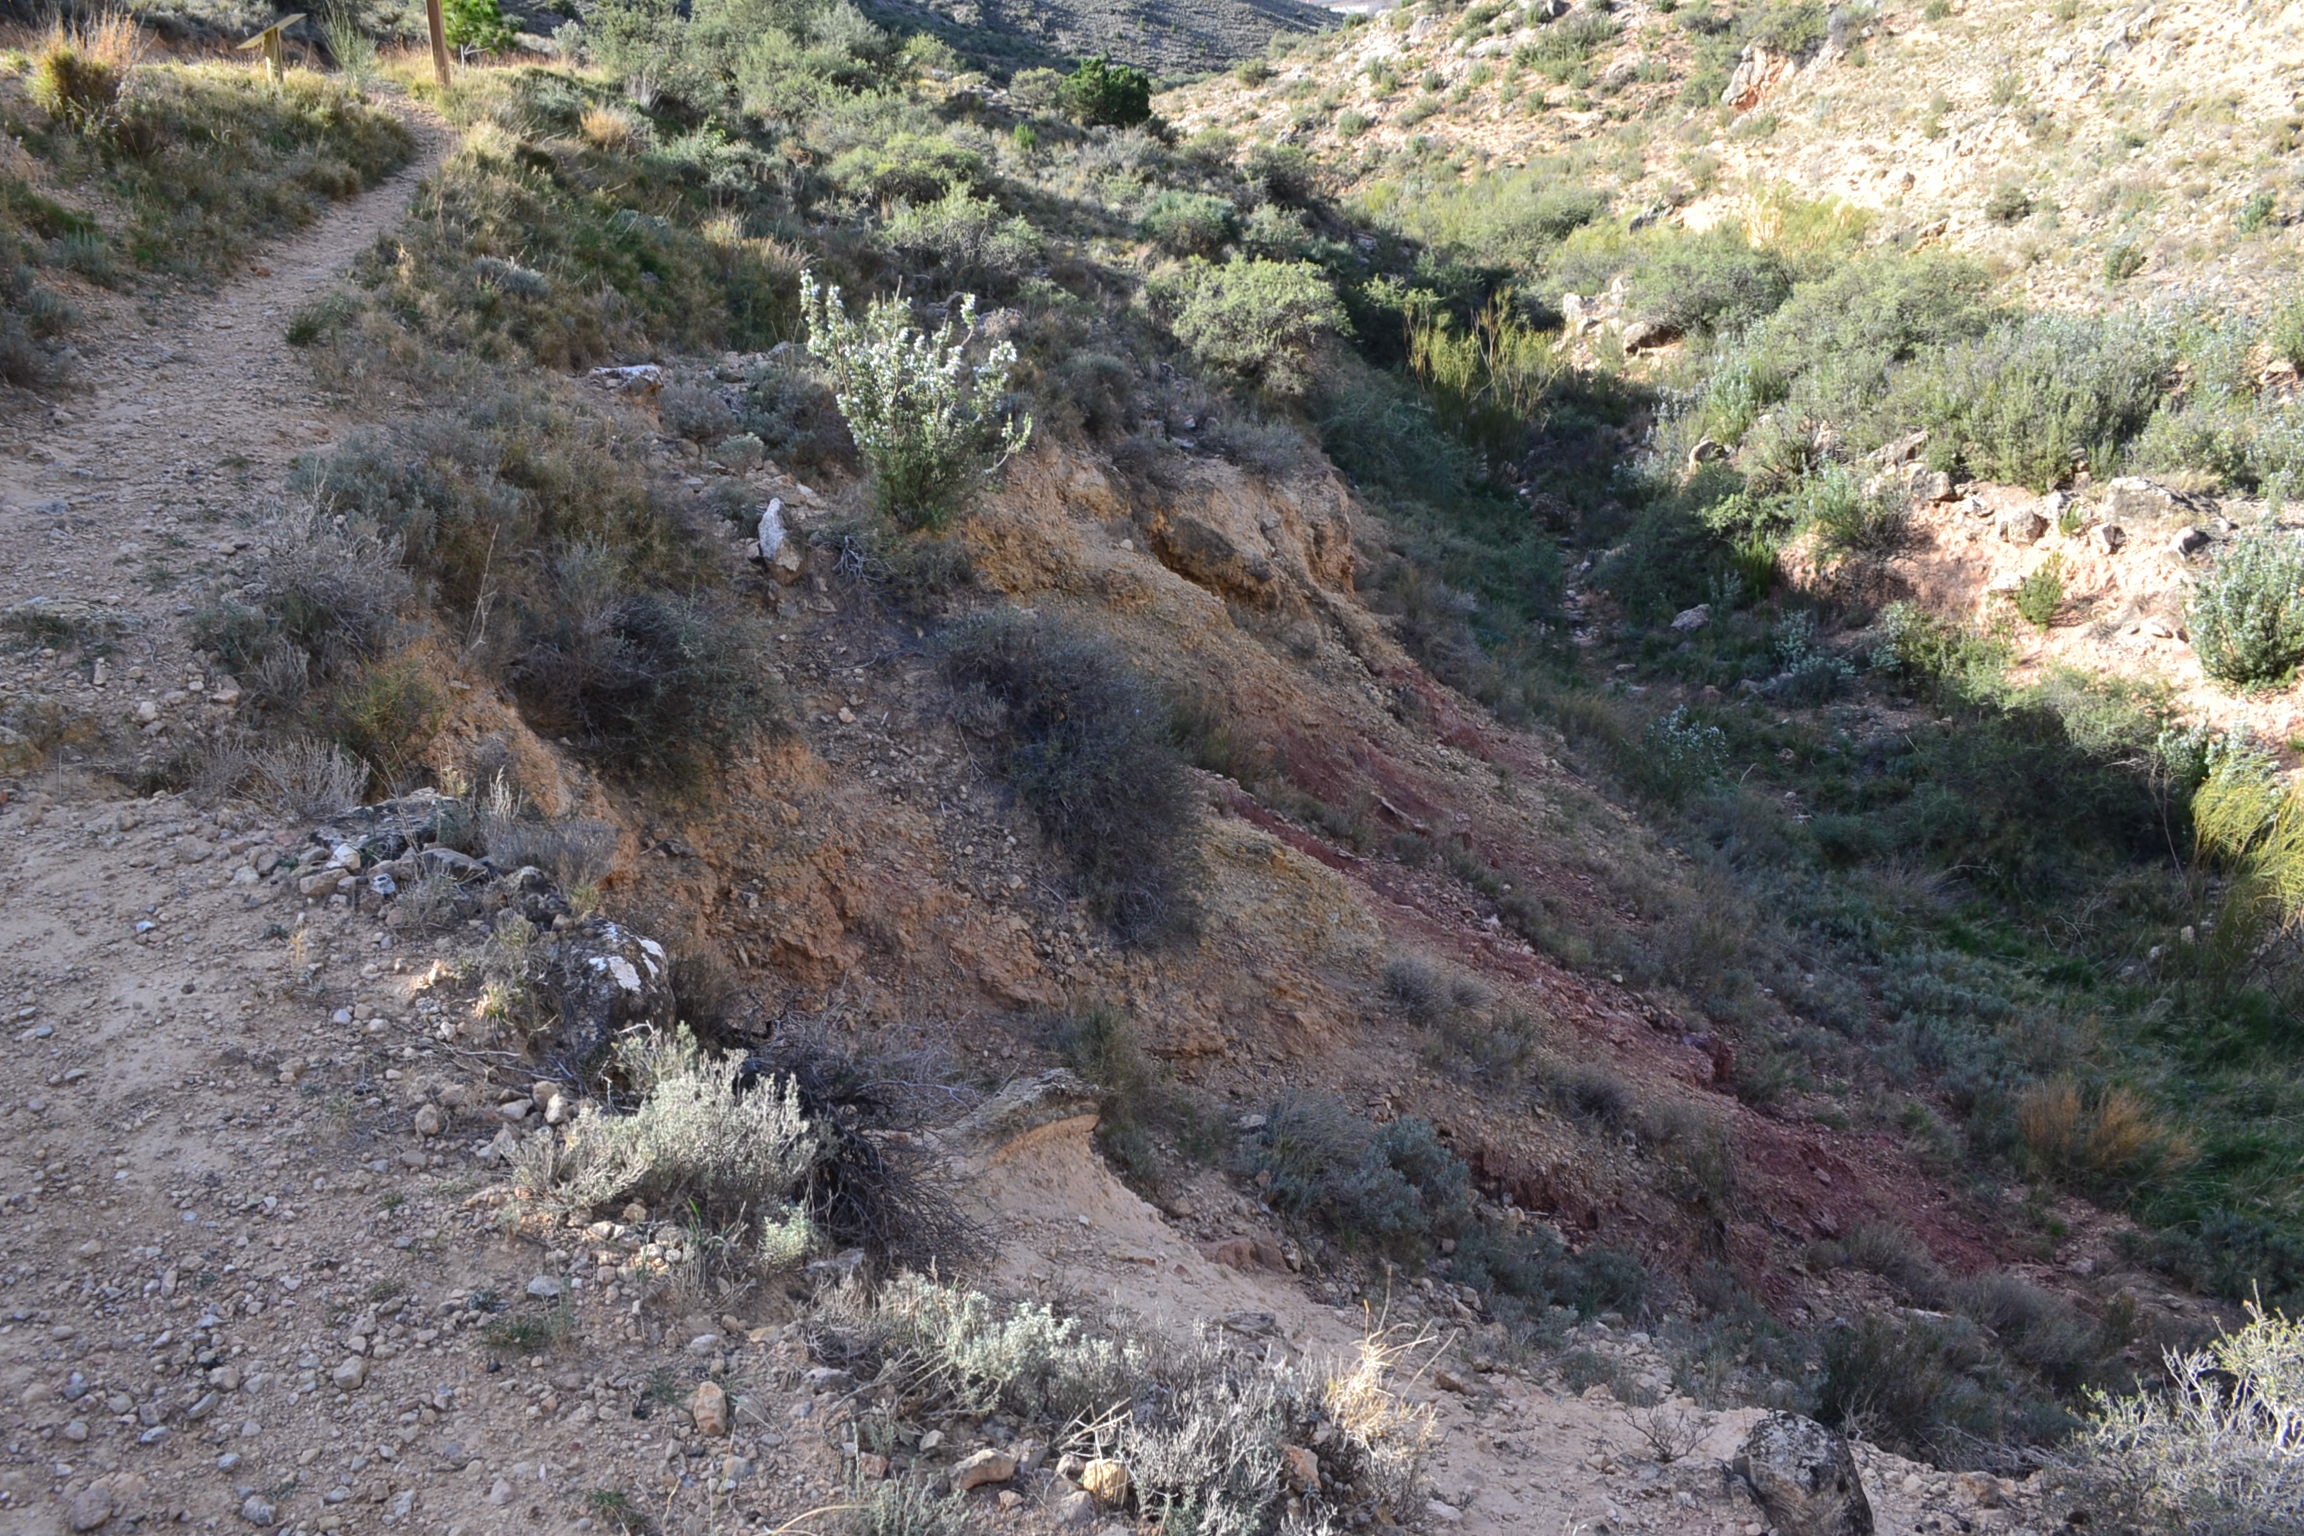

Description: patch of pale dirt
[1889,483,2304,753]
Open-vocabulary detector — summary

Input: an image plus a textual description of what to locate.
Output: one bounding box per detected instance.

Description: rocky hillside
[2,6,2301,1536]
[1175,0,2304,308]
[866,0,1333,78]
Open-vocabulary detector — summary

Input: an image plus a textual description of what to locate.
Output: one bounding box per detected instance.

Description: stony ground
[0,77,2075,1536]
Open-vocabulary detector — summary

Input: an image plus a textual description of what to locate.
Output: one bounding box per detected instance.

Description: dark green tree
[1060,55,1152,128]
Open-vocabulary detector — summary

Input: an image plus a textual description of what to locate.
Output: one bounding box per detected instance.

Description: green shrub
[2189,525,2304,688]
[827,132,985,201]
[1816,1312,2056,1466]
[1985,185,2036,224]
[2237,190,2278,234]
[1643,706,1728,798]
[1140,190,1237,257]
[2014,554,2066,630]
[1452,1224,1649,1322]
[1242,142,1316,205]
[1886,310,2175,488]
[1151,257,1348,396]
[1690,251,1996,448]
[1515,8,1620,82]
[882,188,1040,295]
[944,609,1201,943]
[512,581,783,786]
[801,274,1031,530]
[1245,1096,1474,1257]
[444,0,517,54]
[1060,55,1153,127]
[2103,243,2146,282]
[1737,0,1831,55]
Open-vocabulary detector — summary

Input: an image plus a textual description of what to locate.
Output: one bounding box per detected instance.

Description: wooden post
[425,0,452,89]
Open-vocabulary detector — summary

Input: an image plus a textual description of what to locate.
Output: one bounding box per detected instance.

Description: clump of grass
[2016,1079,2191,1194]
[27,12,144,126]
[944,608,1202,944]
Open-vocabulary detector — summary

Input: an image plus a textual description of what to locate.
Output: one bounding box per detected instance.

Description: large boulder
[1732,1413,1874,1536]
[536,917,676,1074]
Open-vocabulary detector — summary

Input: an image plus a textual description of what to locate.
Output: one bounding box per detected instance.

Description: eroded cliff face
[389,422,2016,1296]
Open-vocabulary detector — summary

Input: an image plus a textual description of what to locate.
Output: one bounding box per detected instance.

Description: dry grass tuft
[28,11,146,126]
[2018,1078,2192,1189]
[578,105,646,151]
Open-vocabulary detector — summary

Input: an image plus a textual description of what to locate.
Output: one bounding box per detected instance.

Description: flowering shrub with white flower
[800,272,1032,530]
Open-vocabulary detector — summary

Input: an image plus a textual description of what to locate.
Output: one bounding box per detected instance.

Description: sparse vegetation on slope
[0,31,409,383]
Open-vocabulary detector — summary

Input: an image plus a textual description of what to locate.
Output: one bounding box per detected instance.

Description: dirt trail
[0,102,449,635]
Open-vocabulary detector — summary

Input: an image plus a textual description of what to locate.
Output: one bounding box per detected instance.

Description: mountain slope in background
[868,0,1334,77]
[1176,0,2304,309]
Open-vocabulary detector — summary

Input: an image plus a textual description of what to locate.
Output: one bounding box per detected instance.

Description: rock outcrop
[1733,1413,1874,1536]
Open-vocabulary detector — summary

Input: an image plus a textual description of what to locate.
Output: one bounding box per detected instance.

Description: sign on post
[236,12,306,86]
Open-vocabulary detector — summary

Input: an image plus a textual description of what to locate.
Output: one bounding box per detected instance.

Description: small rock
[854,1452,889,1481]
[68,1482,113,1531]
[486,1478,515,1507]
[1433,1365,1469,1393]
[1427,1499,1463,1524]
[2170,525,2211,557]
[1280,1444,1319,1492]
[1051,1489,1097,1528]
[2090,523,2127,554]
[2104,475,2179,522]
[1957,1472,2006,1509]
[239,1495,277,1528]
[331,1357,367,1390]
[525,1275,562,1300]
[691,1380,729,1437]
[1619,319,1677,352]
[1994,506,2048,544]
[953,1448,1017,1491]
[62,1419,88,1442]
[1669,604,1711,632]
[413,1105,443,1138]
[1079,1459,1130,1506]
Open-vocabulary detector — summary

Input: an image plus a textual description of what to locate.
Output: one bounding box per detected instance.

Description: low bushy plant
[516,1026,821,1272]
[944,609,1200,943]
[2189,525,2304,688]
[1245,1095,1473,1256]
[1140,190,1238,257]
[802,274,1031,530]
[1151,257,1348,397]
[2067,1304,2304,1533]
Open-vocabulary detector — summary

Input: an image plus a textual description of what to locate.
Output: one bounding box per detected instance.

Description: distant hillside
[866,0,1333,79]
[1168,0,2304,311]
